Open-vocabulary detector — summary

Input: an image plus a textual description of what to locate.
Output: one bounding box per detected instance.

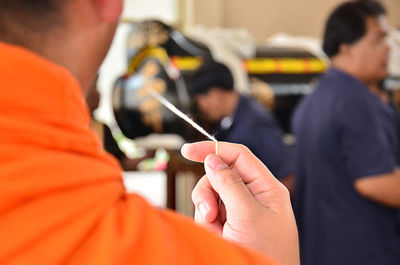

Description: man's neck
[330,57,373,86]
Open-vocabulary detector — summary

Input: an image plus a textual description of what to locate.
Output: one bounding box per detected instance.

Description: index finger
[181,141,276,185]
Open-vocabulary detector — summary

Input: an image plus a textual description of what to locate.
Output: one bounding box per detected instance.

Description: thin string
[149,89,219,155]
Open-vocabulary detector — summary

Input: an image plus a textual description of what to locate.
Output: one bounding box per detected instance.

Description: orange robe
[0,42,279,265]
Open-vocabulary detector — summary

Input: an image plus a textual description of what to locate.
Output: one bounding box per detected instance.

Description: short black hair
[189,61,234,96]
[0,0,65,39]
[322,0,386,58]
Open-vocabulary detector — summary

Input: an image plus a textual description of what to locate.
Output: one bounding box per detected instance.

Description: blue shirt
[216,95,293,180]
[380,101,400,164]
[292,68,400,265]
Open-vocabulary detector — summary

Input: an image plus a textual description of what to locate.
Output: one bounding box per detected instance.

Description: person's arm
[336,89,399,208]
[354,168,400,208]
[182,141,300,265]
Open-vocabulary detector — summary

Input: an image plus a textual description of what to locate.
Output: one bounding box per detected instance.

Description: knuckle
[275,181,291,201]
[280,183,290,198]
[191,184,201,203]
[237,143,252,156]
[191,175,210,204]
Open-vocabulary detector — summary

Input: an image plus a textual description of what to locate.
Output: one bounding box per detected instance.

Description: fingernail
[180,143,190,156]
[198,202,209,217]
[205,155,228,170]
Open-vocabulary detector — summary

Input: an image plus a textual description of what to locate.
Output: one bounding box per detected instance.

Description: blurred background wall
[187,0,400,41]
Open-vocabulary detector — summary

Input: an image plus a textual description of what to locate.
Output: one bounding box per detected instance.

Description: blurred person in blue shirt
[292,1,400,265]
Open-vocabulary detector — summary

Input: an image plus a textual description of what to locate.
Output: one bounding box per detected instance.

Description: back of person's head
[322,0,386,58]
[0,0,65,45]
[189,61,234,96]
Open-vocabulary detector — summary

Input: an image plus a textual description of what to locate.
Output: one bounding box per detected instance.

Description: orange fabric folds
[0,42,278,265]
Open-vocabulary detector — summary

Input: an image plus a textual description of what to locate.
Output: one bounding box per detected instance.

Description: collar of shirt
[327,67,370,92]
[217,95,247,132]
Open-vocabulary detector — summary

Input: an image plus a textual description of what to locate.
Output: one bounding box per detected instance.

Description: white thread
[149,89,219,154]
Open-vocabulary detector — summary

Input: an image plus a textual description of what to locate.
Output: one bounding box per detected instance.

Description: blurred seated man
[189,61,294,191]
[0,1,299,265]
[292,1,400,264]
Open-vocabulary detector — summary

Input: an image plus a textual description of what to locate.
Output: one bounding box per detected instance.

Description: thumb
[204,154,256,215]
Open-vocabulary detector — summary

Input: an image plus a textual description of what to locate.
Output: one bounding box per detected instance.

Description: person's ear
[92,0,123,22]
[338,43,352,56]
